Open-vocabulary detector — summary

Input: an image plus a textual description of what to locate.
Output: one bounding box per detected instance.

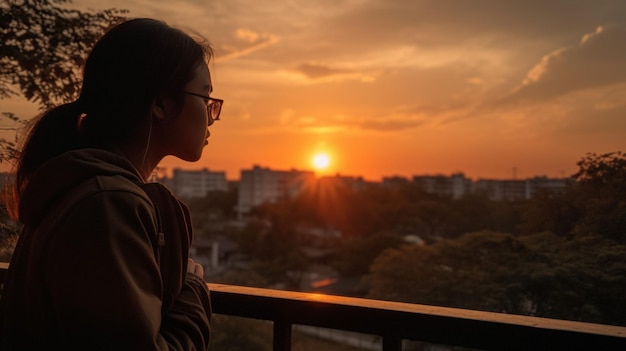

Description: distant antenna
[512,167,518,180]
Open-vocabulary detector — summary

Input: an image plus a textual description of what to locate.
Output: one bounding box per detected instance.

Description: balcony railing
[1,261,625,350]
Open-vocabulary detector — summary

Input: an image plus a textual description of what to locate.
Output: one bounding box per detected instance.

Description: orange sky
[2,0,626,181]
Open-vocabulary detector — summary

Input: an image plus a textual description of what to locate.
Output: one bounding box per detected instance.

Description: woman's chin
[177,152,203,162]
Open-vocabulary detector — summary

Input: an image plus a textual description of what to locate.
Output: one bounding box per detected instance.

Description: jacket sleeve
[161,273,212,348]
[46,190,211,350]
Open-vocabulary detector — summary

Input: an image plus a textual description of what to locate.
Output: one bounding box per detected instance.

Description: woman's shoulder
[37,175,155,229]
[19,149,150,224]
[91,173,152,201]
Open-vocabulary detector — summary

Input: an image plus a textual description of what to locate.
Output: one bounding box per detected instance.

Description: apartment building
[318,174,368,192]
[237,165,316,218]
[160,168,228,199]
[473,179,528,201]
[412,173,472,199]
[473,176,571,201]
[384,173,570,201]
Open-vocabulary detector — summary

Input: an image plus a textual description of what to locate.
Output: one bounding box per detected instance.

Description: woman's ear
[151,95,176,123]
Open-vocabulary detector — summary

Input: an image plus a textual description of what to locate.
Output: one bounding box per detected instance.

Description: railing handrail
[207,283,626,350]
[2,262,625,350]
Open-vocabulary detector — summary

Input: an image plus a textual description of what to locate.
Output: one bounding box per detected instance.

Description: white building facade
[237,165,316,218]
[161,168,228,199]
[412,173,472,199]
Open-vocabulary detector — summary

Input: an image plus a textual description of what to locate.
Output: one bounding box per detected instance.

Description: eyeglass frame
[182,90,223,124]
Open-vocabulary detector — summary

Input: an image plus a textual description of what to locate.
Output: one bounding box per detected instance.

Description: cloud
[307,1,626,53]
[276,107,433,133]
[295,63,351,79]
[289,63,382,83]
[214,29,280,63]
[298,116,427,133]
[498,24,626,104]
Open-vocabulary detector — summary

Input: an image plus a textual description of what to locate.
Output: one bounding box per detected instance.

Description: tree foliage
[520,190,580,237]
[520,151,626,242]
[571,151,626,242]
[0,112,21,164]
[573,151,626,187]
[1,0,127,109]
[234,205,309,290]
[0,0,126,164]
[184,187,238,237]
[369,231,626,325]
[331,231,404,278]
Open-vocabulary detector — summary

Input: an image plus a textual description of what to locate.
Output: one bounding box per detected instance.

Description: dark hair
[9,18,213,217]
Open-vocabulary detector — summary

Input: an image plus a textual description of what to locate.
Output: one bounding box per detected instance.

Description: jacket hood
[19,149,144,224]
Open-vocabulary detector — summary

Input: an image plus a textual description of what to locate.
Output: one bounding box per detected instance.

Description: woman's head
[79,18,213,146]
[13,18,214,201]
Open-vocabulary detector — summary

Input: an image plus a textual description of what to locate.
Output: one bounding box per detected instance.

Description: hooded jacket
[0,149,211,350]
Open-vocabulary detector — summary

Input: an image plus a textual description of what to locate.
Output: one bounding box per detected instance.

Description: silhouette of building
[474,176,571,201]
[526,176,572,198]
[382,172,570,201]
[412,173,472,199]
[473,179,527,201]
[381,175,410,188]
[160,168,228,198]
[318,174,368,192]
[237,165,315,219]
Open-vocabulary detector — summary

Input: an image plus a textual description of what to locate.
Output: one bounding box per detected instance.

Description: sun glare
[312,153,331,170]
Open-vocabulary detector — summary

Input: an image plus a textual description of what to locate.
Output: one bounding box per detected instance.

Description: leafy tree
[0,204,19,261]
[184,188,238,237]
[457,195,527,235]
[368,231,626,325]
[0,113,22,164]
[0,0,126,163]
[571,151,626,242]
[369,232,527,311]
[1,0,127,109]
[519,151,626,242]
[573,151,626,187]
[331,231,404,279]
[520,190,580,237]
[410,199,457,239]
[234,209,308,289]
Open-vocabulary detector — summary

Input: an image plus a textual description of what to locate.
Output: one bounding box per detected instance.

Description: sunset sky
[3,0,626,181]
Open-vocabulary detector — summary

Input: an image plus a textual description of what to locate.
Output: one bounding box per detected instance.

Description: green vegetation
[0,0,126,163]
[369,231,626,325]
[1,0,127,109]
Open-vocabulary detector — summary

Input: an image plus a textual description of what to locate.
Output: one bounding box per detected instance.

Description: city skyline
[2,0,625,181]
[159,163,573,182]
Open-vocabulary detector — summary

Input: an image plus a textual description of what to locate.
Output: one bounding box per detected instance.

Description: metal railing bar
[382,337,402,351]
[1,264,626,351]
[273,320,292,351]
[207,283,626,351]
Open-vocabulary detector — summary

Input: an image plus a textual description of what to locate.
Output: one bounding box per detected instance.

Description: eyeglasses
[182,91,223,124]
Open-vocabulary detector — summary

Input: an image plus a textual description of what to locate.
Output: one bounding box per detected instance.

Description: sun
[312,153,331,170]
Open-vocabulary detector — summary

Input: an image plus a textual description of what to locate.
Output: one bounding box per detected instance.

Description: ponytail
[8,101,83,218]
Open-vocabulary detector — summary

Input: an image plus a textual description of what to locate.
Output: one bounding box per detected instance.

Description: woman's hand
[187,258,204,278]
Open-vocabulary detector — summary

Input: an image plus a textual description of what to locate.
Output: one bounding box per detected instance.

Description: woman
[0,18,219,350]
